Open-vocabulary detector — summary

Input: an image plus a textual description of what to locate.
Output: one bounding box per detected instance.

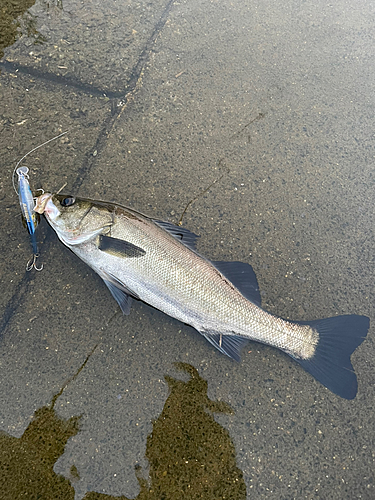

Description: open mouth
[34,193,62,222]
[34,193,53,214]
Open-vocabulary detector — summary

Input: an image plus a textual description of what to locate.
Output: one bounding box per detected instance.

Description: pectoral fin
[98,235,146,258]
[103,279,133,315]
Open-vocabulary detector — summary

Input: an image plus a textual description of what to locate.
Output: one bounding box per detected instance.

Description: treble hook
[26,253,43,272]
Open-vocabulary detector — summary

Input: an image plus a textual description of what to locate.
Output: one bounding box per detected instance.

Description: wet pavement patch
[0,395,80,500]
[1,0,175,96]
[0,363,246,500]
[0,0,39,63]
[129,362,246,500]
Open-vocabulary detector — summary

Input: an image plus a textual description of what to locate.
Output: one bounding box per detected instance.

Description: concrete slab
[2,0,173,95]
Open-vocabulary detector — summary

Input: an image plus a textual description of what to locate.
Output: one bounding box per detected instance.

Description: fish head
[34,192,113,246]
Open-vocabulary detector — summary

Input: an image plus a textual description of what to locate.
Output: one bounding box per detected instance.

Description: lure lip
[34,192,62,223]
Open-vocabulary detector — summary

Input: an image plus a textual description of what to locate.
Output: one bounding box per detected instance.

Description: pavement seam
[0,0,176,101]
[1,0,177,330]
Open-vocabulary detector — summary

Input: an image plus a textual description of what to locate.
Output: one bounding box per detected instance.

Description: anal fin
[201,331,248,361]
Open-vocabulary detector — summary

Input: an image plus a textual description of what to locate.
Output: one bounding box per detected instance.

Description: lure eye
[60,196,76,207]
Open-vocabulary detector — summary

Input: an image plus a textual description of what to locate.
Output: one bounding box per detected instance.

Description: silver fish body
[35,193,369,399]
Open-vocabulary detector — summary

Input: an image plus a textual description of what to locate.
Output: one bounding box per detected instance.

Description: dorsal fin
[153,219,200,251]
[212,261,261,306]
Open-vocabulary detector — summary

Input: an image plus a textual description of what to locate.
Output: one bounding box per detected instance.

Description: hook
[26,254,43,272]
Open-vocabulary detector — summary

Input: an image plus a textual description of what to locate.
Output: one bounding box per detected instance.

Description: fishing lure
[15,166,42,271]
[12,131,68,271]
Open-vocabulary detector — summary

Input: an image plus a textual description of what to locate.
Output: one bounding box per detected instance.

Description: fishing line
[56,182,67,195]
[178,158,229,226]
[12,130,68,194]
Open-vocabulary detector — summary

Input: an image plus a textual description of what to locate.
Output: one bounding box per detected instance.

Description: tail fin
[293,315,369,399]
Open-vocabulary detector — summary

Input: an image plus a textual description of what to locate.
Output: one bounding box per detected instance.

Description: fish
[34,192,369,399]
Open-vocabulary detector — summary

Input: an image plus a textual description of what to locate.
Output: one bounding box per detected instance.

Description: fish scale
[104,211,312,351]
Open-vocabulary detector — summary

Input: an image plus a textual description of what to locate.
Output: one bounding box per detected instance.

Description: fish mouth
[34,193,62,221]
[34,193,110,245]
[34,193,53,214]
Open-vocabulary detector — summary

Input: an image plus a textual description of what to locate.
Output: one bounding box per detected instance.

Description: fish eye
[60,196,76,207]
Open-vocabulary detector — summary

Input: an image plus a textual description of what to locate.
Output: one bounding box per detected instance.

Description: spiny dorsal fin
[153,219,200,251]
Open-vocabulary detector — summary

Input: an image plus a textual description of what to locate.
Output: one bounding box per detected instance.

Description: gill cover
[36,193,114,246]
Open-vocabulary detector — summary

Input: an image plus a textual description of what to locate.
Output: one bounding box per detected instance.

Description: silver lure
[15,166,42,271]
[12,131,68,270]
